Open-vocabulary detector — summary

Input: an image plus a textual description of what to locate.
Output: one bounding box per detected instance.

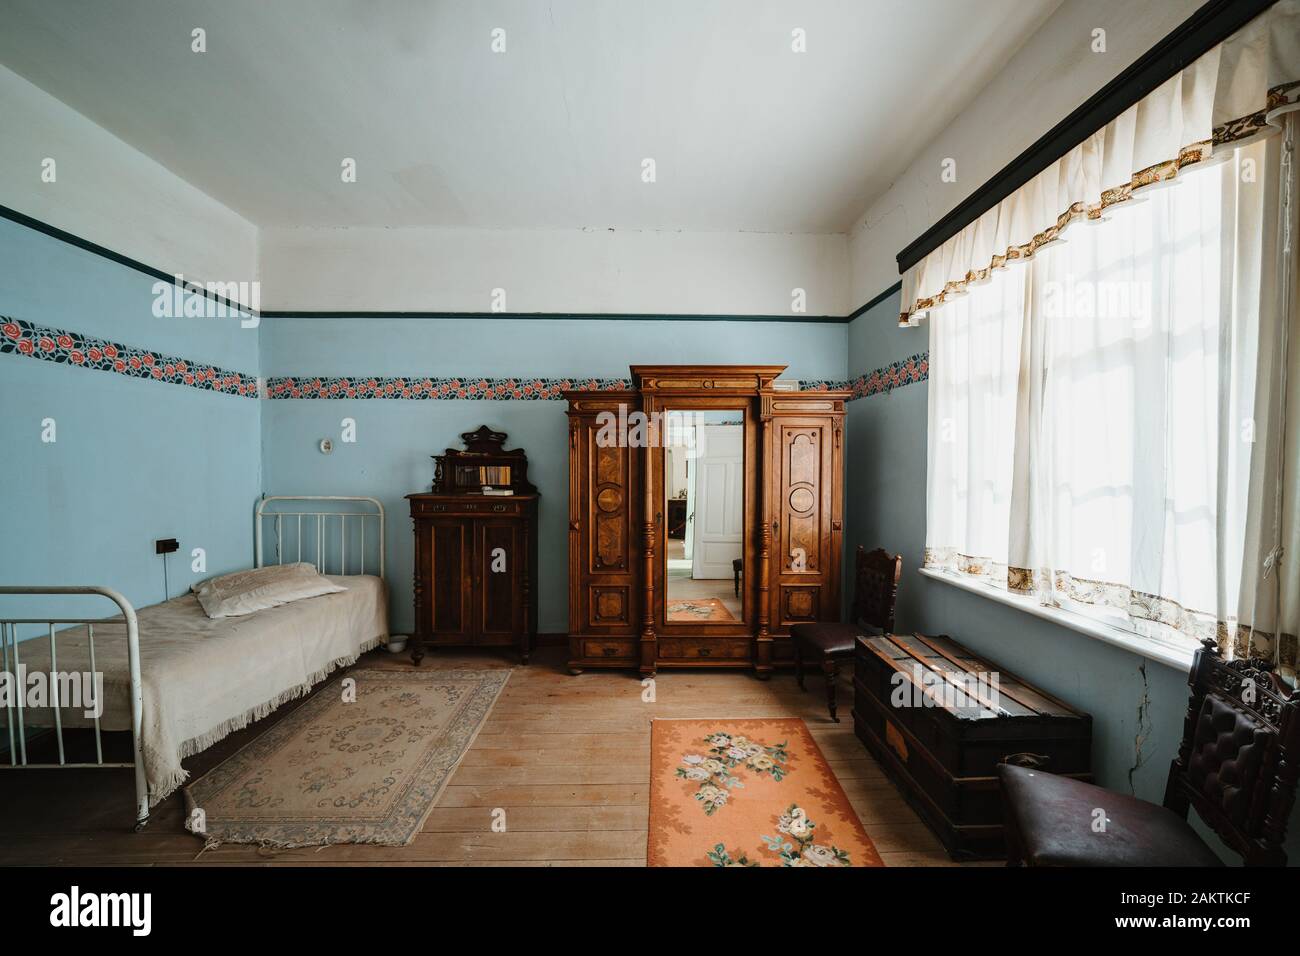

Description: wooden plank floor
[0,645,977,867]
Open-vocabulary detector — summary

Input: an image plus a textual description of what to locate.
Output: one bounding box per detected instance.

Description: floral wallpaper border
[806,351,929,399]
[1,316,259,398]
[2,317,928,403]
[263,375,632,401]
[263,357,929,400]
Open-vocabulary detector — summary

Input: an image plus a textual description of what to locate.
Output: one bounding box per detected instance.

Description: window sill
[917,567,1195,672]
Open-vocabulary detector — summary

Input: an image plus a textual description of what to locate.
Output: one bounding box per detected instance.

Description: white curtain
[925,138,1277,654]
[924,262,1025,584]
[916,2,1300,668]
[1238,113,1300,677]
[900,0,1298,327]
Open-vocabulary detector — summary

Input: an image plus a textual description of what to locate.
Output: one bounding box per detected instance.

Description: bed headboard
[255,496,385,578]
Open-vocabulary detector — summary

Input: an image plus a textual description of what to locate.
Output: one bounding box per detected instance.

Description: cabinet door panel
[776,423,831,577]
[428,518,474,641]
[771,419,839,629]
[778,584,821,624]
[575,416,638,633]
[590,442,634,575]
[478,519,522,641]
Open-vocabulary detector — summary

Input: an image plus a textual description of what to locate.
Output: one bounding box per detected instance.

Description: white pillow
[192,563,346,619]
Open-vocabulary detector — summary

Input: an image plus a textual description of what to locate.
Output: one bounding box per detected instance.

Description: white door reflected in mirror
[664,410,744,624]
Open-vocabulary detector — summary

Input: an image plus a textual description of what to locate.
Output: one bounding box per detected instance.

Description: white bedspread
[14,574,388,805]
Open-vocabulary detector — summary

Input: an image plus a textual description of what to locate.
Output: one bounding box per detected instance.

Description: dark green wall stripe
[1,204,901,324]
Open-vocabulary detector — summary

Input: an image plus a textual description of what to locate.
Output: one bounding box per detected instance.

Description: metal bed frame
[0,585,149,828]
[255,495,385,577]
[0,495,386,831]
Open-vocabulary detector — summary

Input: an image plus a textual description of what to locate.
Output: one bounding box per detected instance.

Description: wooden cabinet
[408,427,538,664]
[564,367,849,678]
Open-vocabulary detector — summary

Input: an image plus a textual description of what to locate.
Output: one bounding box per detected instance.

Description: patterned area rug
[648,718,883,867]
[183,667,510,847]
[666,597,737,622]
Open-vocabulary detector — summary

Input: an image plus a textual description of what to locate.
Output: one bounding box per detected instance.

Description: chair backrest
[851,545,902,635]
[1164,638,1300,866]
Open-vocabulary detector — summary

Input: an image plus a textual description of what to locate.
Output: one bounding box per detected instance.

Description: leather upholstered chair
[999,639,1300,866]
[791,545,901,722]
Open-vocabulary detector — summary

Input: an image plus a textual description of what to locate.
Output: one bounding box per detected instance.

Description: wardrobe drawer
[583,639,636,659]
[658,639,751,661]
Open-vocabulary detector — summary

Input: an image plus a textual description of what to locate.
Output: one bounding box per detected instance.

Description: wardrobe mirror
[662,408,745,624]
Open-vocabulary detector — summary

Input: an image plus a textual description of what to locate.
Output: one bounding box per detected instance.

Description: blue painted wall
[842,289,1300,863]
[0,218,262,626]
[259,316,849,635]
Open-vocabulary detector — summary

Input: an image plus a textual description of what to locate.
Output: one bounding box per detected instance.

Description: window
[924,142,1269,653]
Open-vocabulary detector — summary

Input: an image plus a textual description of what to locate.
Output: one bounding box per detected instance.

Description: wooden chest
[853,632,1092,860]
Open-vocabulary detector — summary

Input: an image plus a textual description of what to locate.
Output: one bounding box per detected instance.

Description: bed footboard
[0,585,149,831]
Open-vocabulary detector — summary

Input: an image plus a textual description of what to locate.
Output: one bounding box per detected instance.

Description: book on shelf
[456,464,512,487]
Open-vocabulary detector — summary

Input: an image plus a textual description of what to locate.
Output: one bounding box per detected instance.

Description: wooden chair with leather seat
[998,638,1300,866]
[791,545,901,722]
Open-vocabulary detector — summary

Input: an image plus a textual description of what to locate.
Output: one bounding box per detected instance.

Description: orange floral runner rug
[648,718,883,867]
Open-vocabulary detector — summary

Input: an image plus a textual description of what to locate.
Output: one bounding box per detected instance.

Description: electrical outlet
[155,538,179,555]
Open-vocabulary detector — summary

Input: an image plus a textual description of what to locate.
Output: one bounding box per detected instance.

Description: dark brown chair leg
[734,563,741,597]
[794,639,805,690]
[823,657,838,722]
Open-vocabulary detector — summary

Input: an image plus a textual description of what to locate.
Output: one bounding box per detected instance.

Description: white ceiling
[0,0,1059,234]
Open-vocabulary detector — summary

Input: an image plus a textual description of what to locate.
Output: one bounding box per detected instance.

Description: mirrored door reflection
[664,409,744,623]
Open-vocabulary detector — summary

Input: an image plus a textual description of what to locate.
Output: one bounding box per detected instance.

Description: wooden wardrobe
[564,365,850,677]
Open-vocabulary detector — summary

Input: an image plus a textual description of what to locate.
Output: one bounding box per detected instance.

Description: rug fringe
[148,634,388,806]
